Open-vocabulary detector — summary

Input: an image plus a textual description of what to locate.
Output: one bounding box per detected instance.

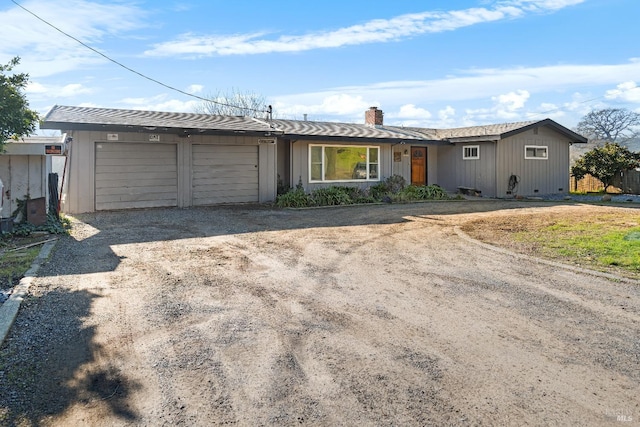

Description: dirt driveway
[1,201,639,426]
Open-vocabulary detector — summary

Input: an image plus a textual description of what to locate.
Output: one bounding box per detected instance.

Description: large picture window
[309,145,379,182]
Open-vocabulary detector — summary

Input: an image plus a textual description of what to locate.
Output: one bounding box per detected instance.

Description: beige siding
[496,127,570,196]
[95,143,178,210]
[192,144,258,205]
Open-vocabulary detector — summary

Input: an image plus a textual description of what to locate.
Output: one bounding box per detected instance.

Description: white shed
[0,136,66,220]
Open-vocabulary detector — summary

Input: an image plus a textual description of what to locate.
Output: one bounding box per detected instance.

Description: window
[463,145,480,160]
[309,145,379,182]
[525,145,548,160]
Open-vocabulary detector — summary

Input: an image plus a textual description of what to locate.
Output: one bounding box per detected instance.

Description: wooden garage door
[192,144,258,205]
[95,143,178,210]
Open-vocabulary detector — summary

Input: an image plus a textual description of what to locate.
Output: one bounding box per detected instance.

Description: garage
[191,144,259,205]
[95,143,178,211]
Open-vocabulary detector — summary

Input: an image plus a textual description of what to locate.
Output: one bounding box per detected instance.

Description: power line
[10,0,269,114]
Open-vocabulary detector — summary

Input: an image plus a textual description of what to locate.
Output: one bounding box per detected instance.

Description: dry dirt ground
[0,201,639,426]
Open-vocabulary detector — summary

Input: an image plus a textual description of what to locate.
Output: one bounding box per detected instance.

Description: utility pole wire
[10,0,269,114]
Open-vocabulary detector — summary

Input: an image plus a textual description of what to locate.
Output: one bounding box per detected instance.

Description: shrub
[10,213,71,237]
[275,181,449,208]
[385,175,407,193]
[392,185,450,202]
[275,189,312,208]
[310,187,353,206]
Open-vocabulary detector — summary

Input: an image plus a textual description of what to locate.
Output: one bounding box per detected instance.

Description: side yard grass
[462,209,640,279]
[1,214,71,295]
[0,245,41,292]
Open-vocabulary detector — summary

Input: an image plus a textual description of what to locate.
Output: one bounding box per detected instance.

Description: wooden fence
[571,170,640,194]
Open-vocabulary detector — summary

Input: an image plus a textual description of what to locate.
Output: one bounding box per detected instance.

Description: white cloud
[144,0,584,57]
[273,94,375,120]
[187,84,204,94]
[397,104,432,119]
[0,0,147,77]
[605,81,640,103]
[464,90,530,121]
[118,94,200,112]
[27,81,92,98]
[439,106,456,121]
[273,60,640,112]
[493,89,530,111]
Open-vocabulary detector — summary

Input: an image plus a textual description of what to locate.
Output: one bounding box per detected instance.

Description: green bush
[275,180,449,208]
[392,185,450,202]
[10,213,71,237]
[310,187,353,206]
[275,189,312,208]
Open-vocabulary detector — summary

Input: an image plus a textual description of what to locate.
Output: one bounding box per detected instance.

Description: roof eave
[282,133,444,145]
[446,135,501,143]
[500,119,588,143]
[40,121,274,138]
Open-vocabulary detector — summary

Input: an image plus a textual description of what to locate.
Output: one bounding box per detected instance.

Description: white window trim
[525,145,548,160]
[309,144,380,183]
[463,145,480,160]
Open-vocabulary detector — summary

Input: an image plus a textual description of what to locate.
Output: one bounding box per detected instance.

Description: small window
[463,145,479,160]
[525,145,548,160]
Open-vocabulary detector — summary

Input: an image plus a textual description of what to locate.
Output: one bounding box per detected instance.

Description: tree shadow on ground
[0,288,140,425]
[46,200,640,276]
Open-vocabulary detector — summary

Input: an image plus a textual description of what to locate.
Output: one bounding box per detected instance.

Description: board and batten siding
[95,143,178,210]
[61,130,277,214]
[437,142,497,197]
[192,144,258,205]
[496,126,571,196]
[457,142,496,197]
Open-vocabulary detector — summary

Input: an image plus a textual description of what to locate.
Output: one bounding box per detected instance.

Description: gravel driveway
[0,201,638,426]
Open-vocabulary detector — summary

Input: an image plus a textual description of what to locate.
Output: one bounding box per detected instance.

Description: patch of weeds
[10,213,71,237]
[0,246,40,289]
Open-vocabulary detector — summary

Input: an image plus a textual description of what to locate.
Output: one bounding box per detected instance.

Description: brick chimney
[365,107,383,126]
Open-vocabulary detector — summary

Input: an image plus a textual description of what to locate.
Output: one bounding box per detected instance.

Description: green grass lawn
[514,214,640,274]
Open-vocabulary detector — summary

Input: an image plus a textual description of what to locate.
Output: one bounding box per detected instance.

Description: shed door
[192,145,259,205]
[95,143,178,211]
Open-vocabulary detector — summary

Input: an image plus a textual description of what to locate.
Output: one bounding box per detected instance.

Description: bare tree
[576,108,640,144]
[193,88,268,118]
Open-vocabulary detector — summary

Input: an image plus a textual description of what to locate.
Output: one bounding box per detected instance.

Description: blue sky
[2,0,639,130]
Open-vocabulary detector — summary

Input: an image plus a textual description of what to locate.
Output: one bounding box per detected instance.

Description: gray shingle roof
[42,105,587,143]
[42,105,272,132]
